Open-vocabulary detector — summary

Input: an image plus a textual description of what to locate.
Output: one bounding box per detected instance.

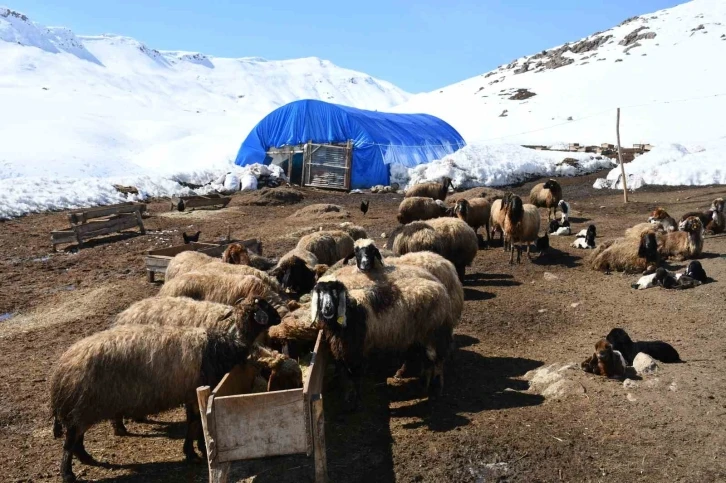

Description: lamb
[548,219,571,236]
[705,205,725,234]
[311,274,456,408]
[684,260,707,283]
[581,339,627,379]
[529,179,562,219]
[453,198,491,243]
[489,193,513,251]
[270,248,329,297]
[571,224,596,249]
[110,296,280,435]
[404,176,453,201]
[653,267,702,290]
[648,208,678,232]
[50,305,280,482]
[502,195,541,264]
[606,328,681,364]
[158,272,287,311]
[386,217,478,280]
[296,230,355,266]
[657,216,704,260]
[632,260,708,290]
[397,196,448,224]
[557,199,571,223]
[221,243,251,265]
[589,231,659,274]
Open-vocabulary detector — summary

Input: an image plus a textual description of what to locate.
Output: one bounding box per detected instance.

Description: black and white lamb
[571,224,596,249]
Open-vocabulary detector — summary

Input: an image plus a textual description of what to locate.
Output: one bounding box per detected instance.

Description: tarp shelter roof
[234,99,466,189]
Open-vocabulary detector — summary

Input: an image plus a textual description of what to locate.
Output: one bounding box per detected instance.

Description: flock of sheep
[47,175,724,482]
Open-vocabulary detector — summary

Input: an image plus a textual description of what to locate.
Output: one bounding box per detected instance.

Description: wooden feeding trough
[196,331,330,483]
[51,202,146,251]
[144,238,261,282]
[171,194,231,212]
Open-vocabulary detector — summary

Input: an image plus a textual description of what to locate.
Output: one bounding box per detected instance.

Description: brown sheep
[581,339,627,378]
[397,196,447,224]
[158,272,287,313]
[404,176,453,201]
[454,198,491,243]
[192,262,282,293]
[296,230,355,266]
[221,243,251,265]
[589,231,660,274]
[249,345,303,391]
[489,192,513,251]
[165,251,215,281]
[447,187,505,204]
[658,216,704,260]
[625,222,660,239]
[270,248,329,297]
[502,195,541,264]
[647,208,678,232]
[705,200,725,234]
[386,217,478,280]
[50,297,281,483]
[529,179,562,219]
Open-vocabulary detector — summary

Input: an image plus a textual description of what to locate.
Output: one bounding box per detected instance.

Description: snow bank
[0,163,287,219]
[391,143,616,189]
[593,139,726,191]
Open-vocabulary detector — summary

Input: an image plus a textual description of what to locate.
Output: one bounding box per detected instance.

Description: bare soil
[1,172,725,483]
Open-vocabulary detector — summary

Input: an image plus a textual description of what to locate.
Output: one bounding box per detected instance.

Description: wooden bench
[197,331,330,483]
[144,238,262,282]
[51,202,146,251]
[171,194,232,212]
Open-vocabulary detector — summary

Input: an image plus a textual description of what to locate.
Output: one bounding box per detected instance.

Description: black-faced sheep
[454,198,491,244]
[50,301,280,482]
[557,199,570,223]
[657,216,704,261]
[653,267,702,290]
[529,179,562,219]
[397,196,447,224]
[489,193,513,251]
[269,248,329,297]
[648,208,678,232]
[588,231,659,274]
[685,260,707,282]
[311,274,455,408]
[571,224,596,249]
[502,195,541,264]
[606,328,681,364]
[581,339,627,379]
[404,176,453,201]
[296,230,355,266]
[110,296,281,435]
[548,219,571,236]
[386,217,478,281]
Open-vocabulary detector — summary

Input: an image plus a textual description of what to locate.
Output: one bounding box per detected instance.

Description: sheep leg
[455,264,466,282]
[526,244,532,261]
[509,243,515,264]
[60,426,79,483]
[485,221,491,248]
[112,416,128,436]
[183,404,202,463]
[72,433,97,466]
[516,246,523,264]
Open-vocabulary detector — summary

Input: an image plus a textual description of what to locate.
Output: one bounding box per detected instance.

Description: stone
[542,379,585,399]
[623,378,638,389]
[668,381,677,392]
[543,272,559,281]
[626,393,637,402]
[633,352,659,375]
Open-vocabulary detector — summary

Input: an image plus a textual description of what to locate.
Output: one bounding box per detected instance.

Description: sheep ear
[375,248,383,266]
[233,297,246,306]
[342,252,355,265]
[336,289,347,327]
[310,289,320,326]
[254,308,269,326]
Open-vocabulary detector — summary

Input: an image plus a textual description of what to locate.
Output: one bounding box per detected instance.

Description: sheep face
[454,199,469,221]
[506,195,524,224]
[606,328,633,351]
[272,257,316,295]
[351,241,383,272]
[585,225,596,246]
[543,179,558,190]
[648,208,669,223]
[711,198,724,213]
[311,280,348,328]
[442,177,453,192]
[686,260,707,282]
[638,232,659,263]
[222,243,251,265]
[247,297,282,329]
[681,216,703,234]
[548,219,560,234]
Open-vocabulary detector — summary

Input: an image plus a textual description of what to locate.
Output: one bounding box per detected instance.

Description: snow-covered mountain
[0,6,410,181]
[394,0,726,147]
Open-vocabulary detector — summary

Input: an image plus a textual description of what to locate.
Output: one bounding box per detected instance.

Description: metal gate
[302,140,352,191]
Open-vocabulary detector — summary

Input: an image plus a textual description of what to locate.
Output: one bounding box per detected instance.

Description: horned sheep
[50,297,280,482]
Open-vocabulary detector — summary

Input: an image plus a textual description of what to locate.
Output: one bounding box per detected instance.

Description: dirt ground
[1,172,725,483]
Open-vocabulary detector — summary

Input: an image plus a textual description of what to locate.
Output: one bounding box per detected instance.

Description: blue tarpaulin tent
[234,99,466,189]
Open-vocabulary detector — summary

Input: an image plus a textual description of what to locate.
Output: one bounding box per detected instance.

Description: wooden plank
[67,202,145,224]
[213,389,306,462]
[73,214,139,237]
[181,196,231,209]
[303,331,328,397]
[50,231,78,245]
[197,386,231,483]
[311,395,328,483]
[212,364,257,398]
[146,242,218,257]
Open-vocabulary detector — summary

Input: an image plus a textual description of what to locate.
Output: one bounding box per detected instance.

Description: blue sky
[12,0,680,93]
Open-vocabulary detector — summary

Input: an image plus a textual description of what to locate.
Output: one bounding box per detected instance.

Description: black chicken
[182,231,201,244]
[360,200,370,216]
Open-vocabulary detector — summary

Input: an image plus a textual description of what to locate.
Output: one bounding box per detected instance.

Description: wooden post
[311,394,328,483]
[616,108,629,203]
[196,386,230,483]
